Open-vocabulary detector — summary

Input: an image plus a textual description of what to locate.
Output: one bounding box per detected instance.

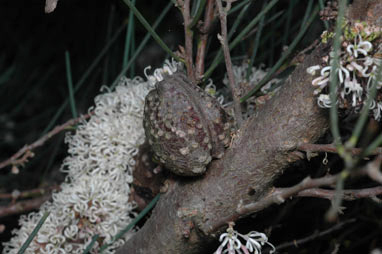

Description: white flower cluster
[307,21,382,121]
[144,58,182,87]
[2,59,182,254]
[214,224,275,254]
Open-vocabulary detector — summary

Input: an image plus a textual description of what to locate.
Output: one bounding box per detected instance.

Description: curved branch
[117,31,328,254]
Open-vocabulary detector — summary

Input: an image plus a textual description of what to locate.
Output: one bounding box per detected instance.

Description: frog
[143,71,231,176]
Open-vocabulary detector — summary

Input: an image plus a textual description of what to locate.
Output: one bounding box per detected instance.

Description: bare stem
[215,0,243,127]
[195,0,215,80]
[0,195,51,218]
[180,0,196,82]
[0,185,60,200]
[297,186,382,200]
[276,219,356,250]
[298,143,382,155]
[210,158,382,232]
[0,113,93,170]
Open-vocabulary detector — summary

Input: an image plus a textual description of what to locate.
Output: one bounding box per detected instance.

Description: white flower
[312,66,331,94]
[325,57,351,84]
[363,56,375,66]
[312,77,330,95]
[3,60,182,254]
[311,26,382,122]
[366,66,382,90]
[373,102,382,121]
[205,79,217,96]
[214,224,275,254]
[312,64,350,90]
[317,94,333,108]
[346,60,366,73]
[337,65,350,84]
[346,35,372,58]
[144,58,183,86]
[361,63,377,78]
[245,231,275,254]
[306,65,321,75]
[204,79,225,105]
[216,230,242,254]
[63,225,78,239]
[343,75,363,107]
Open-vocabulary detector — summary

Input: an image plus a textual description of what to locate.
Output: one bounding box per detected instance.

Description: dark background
[0,0,381,253]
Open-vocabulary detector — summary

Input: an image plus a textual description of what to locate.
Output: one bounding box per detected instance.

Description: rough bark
[116,47,327,253]
[117,1,381,253]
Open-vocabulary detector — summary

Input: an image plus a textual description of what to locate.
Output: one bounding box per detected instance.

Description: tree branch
[298,143,382,156]
[216,0,243,127]
[276,219,356,250]
[117,29,329,254]
[195,0,215,81]
[297,186,382,200]
[0,113,93,171]
[179,0,196,82]
[0,195,51,218]
[116,1,382,253]
[0,185,59,200]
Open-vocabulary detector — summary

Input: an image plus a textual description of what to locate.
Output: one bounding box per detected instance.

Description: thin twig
[0,185,60,200]
[0,195,51,218]
[298,143,382,218]
[239,159,382,215]
[237,174,339,215]
[298,143,382,156]
[276,219,356,250]
[210,158,382,232]
[210,174,337,232]
[195,0,215,81]
[297,186,382,200]
[0,113,93,170]
[215,0,243,127]
[180,0,196,82]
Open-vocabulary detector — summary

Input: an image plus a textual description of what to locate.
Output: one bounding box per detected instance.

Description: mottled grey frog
[143,72,231,176]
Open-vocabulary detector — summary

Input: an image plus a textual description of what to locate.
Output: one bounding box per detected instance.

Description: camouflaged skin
[143,72,231,176]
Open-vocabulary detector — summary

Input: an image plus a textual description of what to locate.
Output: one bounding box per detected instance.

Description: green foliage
[17,212,50,254]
